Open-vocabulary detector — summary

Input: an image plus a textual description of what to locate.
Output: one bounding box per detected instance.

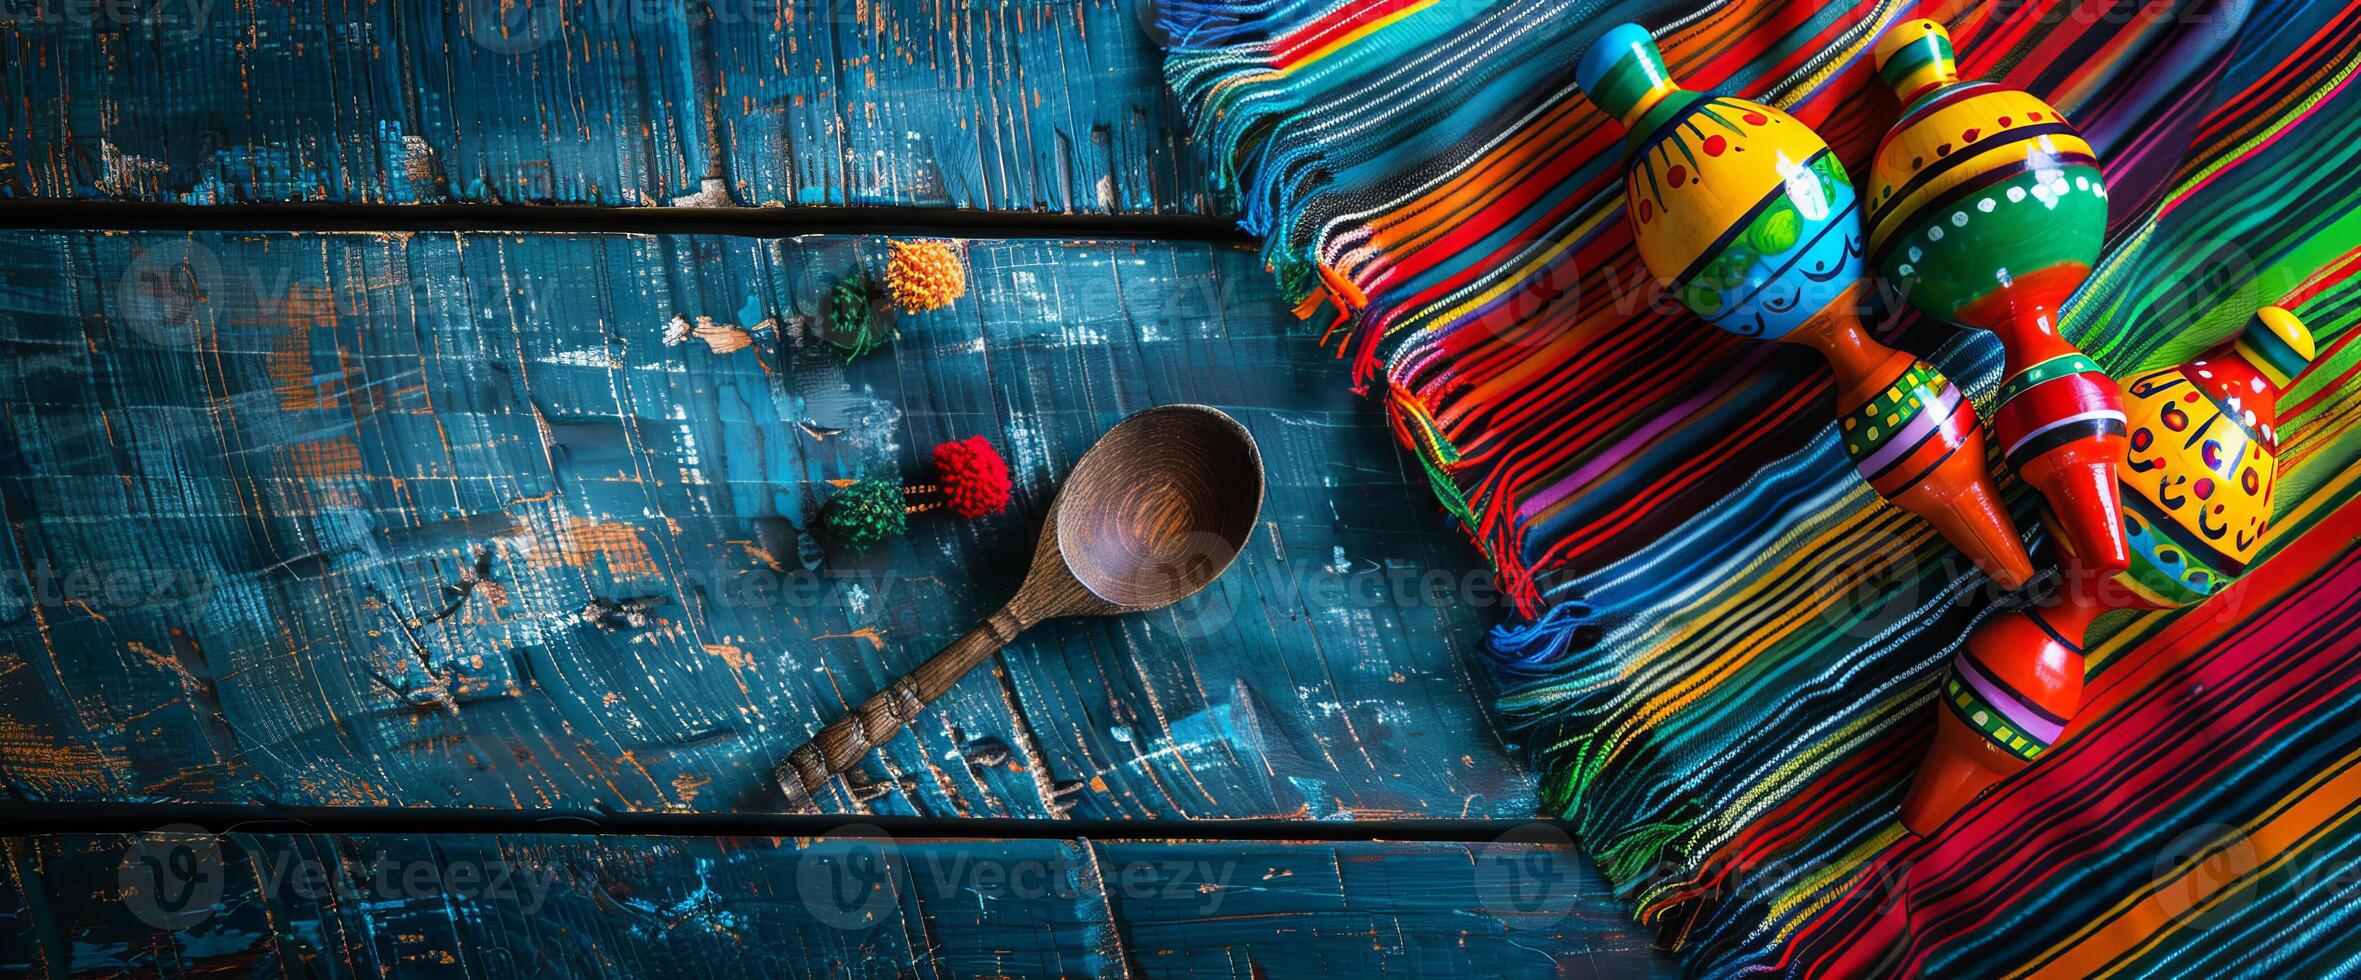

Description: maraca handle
[775,608,1026,808]
[1791,308,2037,589]
[1787,303,1914,409]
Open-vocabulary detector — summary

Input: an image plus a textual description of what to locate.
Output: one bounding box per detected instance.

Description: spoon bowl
[1051,404,1264,611]
[777,404,1265,807]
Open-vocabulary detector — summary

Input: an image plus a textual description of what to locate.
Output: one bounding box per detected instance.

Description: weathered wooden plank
[0,831,1668,977]
[1098,837,1666,977]
[0,1,1216,213]
[0,230,1527,820]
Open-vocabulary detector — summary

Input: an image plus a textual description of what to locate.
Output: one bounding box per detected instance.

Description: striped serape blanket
[1157,0,2361,973]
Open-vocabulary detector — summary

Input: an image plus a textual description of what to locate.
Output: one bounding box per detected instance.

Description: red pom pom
[931,436,1011,520]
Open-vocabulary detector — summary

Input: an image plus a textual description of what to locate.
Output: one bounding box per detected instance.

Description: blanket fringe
[1485,598,1594,675]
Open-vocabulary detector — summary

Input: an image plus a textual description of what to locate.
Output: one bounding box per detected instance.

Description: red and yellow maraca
[1902,307,2315,833]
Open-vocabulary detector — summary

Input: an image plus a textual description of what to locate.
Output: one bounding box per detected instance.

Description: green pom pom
[822,273,894,363]
[1746,201,1802,255]
[819,477,908,553]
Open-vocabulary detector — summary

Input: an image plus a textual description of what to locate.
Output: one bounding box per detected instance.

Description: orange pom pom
[884,240,967,314]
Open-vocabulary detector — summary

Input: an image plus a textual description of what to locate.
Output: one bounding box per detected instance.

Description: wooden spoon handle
[774,608,1025,808]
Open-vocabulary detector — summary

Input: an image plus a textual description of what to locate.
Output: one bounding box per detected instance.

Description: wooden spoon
[775,404,1266,808]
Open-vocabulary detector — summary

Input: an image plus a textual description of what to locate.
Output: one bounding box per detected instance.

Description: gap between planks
[0,802,1579,844]
[0,201,1254,243]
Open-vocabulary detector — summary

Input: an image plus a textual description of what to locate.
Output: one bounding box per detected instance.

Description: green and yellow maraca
[1577,22,2034,588]
[1868,19,2129,576]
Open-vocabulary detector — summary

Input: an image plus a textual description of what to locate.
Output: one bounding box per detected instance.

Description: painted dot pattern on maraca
[1868,17,2128,575]
[1900,602,2086,835]
[1872,93,2108,321]
[2116,306,2315,607]
[1663,151,1863,341]
[1943,636,2068,763]
[1840,362,1978,498]
[1867,22,2109,320]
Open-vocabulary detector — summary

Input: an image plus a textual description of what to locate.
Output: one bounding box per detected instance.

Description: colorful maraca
[1901,307,2315,834]
[1577,23,2034,589]
[1867,19,2129,574]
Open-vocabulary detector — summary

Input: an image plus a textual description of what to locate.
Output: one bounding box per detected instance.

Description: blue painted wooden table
[0,4,1674,976]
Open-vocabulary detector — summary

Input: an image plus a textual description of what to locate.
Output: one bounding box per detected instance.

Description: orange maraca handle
[1791,306,2036,590]
[1901,596,2101,835]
